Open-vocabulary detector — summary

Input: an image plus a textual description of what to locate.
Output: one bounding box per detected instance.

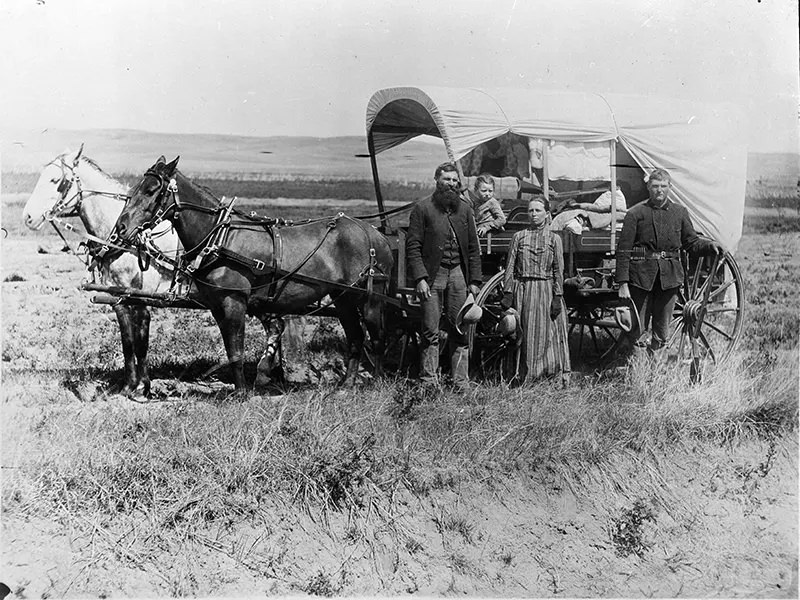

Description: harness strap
[266,227,282,300]
[353,201,415,221]
[47,215,133,254]
[215,247,267,272]
[268,216,340,303]
[50,221,77,254]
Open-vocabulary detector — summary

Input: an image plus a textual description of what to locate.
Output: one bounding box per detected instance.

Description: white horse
[22,147,283,395]
[22,147,183,396]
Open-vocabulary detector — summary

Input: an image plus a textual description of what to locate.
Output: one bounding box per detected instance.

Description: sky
[0,0,798,153]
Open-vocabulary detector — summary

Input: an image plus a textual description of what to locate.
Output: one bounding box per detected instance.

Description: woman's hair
[529,194,549,212]
[474,173,495,191]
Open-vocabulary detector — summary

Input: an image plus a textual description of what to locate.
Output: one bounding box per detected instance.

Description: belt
[630,250,680,260]
[440,262,461,269]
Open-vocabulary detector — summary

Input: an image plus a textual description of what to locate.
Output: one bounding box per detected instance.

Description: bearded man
[406,162,482,389]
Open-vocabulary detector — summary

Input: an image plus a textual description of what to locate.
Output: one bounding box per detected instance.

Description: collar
[647,199,671,210]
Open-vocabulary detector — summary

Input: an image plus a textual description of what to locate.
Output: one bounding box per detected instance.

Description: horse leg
[112,304,139,394]
[132,306,152,397]
[208,297,249,390]
[362,287,386,379]
[334,295,365,387]
[255,317,283,388]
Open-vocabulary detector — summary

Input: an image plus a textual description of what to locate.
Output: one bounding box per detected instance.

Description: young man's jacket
[406,194,482,287]
[615,199,717,291]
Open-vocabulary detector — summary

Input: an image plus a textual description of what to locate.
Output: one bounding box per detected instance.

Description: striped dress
[503,225,571,382]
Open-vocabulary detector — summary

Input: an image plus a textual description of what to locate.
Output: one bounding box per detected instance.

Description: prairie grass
[3,346,795,526]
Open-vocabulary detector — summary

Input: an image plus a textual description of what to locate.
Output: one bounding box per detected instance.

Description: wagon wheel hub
[682,299,705,325]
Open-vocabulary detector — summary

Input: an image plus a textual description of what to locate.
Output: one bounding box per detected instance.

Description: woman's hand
[550,295,563,320]
[618,282,630,299]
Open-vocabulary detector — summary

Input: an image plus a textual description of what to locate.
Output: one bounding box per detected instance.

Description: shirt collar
[648,198,671,210]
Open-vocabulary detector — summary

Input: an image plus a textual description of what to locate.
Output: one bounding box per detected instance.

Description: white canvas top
[366,86,748,249]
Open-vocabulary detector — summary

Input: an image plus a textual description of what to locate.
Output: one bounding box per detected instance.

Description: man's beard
[432,188,461,212]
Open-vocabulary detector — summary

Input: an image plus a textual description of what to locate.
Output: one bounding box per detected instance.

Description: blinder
[56,172,74,199]
[48,156,82,217]
[125,169,180,240]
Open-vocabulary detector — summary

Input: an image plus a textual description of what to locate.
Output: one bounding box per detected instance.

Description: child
[472,174,507,236]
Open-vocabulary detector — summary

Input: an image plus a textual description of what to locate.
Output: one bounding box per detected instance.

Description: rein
[46,213,135,255]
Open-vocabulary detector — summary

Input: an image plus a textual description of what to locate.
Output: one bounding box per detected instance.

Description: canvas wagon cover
[366,86,747,249]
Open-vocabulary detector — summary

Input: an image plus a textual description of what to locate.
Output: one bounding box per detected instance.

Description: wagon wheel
[467,271,520,383]
[565,294,621,365]
[364,303,420,378]
[663,247,745,374]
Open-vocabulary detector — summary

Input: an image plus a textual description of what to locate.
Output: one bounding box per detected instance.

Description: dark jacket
[615,199,716,291]
[406,195,482,286]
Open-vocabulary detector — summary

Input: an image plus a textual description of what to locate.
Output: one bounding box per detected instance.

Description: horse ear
[165,156,180,176]
[156,155,167,165]
[73,143,84,167]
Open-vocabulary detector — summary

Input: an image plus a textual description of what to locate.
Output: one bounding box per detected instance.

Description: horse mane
[51,150,116,181]
[176,170,221,204]
[80,155,104,172]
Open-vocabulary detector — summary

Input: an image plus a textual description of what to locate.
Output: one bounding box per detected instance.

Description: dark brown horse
[113,156,394,389]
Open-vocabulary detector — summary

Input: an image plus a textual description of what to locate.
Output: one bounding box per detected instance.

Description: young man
[615,168,723,354]
[406,162,482,388]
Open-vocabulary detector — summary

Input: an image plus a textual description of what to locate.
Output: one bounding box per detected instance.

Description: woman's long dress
[503,226,571,382]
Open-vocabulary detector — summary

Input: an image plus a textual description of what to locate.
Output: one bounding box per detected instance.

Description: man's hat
[614,298,640,333]
[456,293,483,335]
[498,308,519,337]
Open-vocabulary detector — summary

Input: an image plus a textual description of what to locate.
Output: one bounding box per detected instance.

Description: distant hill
[0,128,446,182]
[746,152,800,185]
[2,127,797,185]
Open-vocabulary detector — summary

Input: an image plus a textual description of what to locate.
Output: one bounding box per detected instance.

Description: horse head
[22,144,86,230]
[114,155,180,244]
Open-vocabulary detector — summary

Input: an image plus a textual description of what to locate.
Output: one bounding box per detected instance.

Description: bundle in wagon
[365,86,747,380]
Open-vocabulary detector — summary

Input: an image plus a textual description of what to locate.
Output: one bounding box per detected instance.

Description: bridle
[115,167,220,272]
[41,146,136,264]
[136,168,183,234]
[44,145,130,221]
[117,167,220,246]
[47,149,85,219]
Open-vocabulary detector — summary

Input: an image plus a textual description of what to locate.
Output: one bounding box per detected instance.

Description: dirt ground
[1,224,798,597]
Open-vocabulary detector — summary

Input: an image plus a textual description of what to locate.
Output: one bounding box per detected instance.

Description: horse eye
[51,178,60,184]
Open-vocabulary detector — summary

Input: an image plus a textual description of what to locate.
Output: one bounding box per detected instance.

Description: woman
[501,197,571,385]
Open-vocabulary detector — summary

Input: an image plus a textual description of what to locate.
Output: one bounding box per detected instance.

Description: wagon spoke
[597,326,618,342]
[708,278,736,302]
[700,319,735,341]
[673,326,687,359]
[698,331,717,364]
[689,259,704,297]
[589,324,600,353]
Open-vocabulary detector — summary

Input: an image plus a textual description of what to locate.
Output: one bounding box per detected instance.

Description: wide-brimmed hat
[614,298,640,333]
[498,308,519,337]
[455,293,483,335]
